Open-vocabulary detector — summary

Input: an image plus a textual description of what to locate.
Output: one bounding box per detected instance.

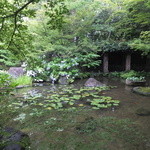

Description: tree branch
[0,18,5,31]
[0,0,36,48]
[7,15,18,49]
[0,0,35,19]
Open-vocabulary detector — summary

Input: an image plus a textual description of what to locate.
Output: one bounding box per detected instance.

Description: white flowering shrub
[25,52,101,83]
[46,57,79,83]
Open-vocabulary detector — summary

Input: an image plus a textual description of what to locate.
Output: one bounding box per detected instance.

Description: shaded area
[131,53,147,71]
[108,52,126,72]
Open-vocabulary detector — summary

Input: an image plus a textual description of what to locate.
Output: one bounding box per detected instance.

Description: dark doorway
[131,53,147,71]
[108,52,126,72]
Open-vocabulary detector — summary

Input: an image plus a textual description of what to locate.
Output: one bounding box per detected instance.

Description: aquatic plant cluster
[9,86,119,111]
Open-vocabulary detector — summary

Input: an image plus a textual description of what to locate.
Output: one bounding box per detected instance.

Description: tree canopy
[0,0,150,67]
[0,0,67,60]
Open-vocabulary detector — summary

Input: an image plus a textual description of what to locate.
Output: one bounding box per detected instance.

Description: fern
[0,50,20,66]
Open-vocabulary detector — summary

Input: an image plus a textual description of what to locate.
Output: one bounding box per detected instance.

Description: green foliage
[26,52,101,82]
[0,0,68,64]
[127,0,150,26]
[9,85,118,110]
[0,0,149,70]
[46,57,79,82]
[127,76,145,81]
[0,71,12,88]
[102,70,150,79]
[0,71,18,94]
[12,75,32,87]
[76,53,101,68]
[0,50,20,66]
[129,31,150,55]
[90,96,120,109]
[0,71,32,95]
[120,70,140,79]
[45,0,69,30]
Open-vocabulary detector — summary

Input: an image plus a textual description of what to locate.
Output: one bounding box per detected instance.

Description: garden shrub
[25,52,101,83]
[120,70,140,79]
[0,71,15,88]
[0,71,18,94]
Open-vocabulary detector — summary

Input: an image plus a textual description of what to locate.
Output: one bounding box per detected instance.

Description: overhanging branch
[0,0,35,19]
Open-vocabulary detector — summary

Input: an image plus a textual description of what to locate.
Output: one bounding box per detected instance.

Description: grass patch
[12,75,32,86]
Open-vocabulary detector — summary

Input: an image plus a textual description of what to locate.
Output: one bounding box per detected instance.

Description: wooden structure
[102,51,148,72]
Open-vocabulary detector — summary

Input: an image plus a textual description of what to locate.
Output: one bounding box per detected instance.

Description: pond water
[1,77,150,150]
[99,77,150,133]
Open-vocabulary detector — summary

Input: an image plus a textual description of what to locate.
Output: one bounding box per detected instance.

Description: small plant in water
[89,96,120,109]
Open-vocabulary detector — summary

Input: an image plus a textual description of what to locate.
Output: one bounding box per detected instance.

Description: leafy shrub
[0,50,20,67]
[0,71,32,95]
[120,70,140,79]
[0,71,18,88]
[46,57,79,82]
[107,72,121,78]
[0,71,18,94]
[25,52,101,82]
[0,71,12,88]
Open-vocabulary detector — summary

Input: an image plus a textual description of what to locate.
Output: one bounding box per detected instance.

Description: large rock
[58,75,69,85]
[0,127,30,150]
[8,67,24,78]
[84,78,105,87]
[133,87,150,96]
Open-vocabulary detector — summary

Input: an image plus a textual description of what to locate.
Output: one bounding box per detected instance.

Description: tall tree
[0,0,67,62]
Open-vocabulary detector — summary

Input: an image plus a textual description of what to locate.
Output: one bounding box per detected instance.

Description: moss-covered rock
[133,87,150,96]
[126,79,146,86]
[0,127,30,150]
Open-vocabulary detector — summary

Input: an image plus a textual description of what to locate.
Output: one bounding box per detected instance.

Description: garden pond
[0,77,150,150]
